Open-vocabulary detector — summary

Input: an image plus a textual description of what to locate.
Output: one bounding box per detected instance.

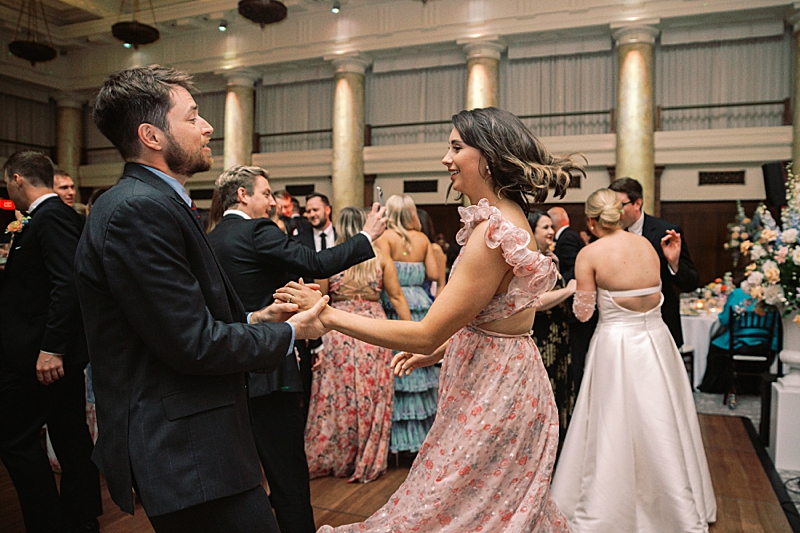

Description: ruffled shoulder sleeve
[456,199,558,309]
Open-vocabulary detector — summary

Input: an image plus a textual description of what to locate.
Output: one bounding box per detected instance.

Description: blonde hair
[386,194,420,253]
[335,207,380,289]
[585,188,622,229]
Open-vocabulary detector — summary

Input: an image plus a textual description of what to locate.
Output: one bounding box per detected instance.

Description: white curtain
[501,51,615,136]
[655,33,792,130]
[0,94,55,158]
[255,79,334,153]
[365,65,467,146]
[194,91,226,158]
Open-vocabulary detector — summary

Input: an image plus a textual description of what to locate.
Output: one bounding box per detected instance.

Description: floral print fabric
[318,200,568,532]
[305,271,394,483]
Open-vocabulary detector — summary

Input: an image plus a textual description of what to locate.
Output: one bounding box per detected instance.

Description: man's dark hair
[53,168,70,178]
[3,150,54,189]
[92,65,195,160]
[608,177,643,204]
[305,192,330,207]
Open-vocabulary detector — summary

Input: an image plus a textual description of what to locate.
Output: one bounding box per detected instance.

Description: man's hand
[661,229,682,273]
[36,352,64,385]
[362,203,388,242]
[251,301,298,324]
[288,296,330,340]
[274,279,323,312]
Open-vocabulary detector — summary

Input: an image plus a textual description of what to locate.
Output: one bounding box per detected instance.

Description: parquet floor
[0,415,794,532]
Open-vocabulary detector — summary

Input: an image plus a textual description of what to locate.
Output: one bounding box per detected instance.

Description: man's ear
[137,123,163,152]
[237,187,249,205]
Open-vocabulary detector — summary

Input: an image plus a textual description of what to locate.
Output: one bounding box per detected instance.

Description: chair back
[727,306,781,359]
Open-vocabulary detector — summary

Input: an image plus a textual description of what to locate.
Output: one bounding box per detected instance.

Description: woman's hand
[566,278,577,295]
[273,279,323,312]
[391,351,442,376]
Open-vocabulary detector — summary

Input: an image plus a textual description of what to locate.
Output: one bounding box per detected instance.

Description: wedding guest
[305,207,410,483]
[527,210,576,442]
[416,208,447,297]
[377,194,440,455]
[279,107,584,531]
[551,188,716,533]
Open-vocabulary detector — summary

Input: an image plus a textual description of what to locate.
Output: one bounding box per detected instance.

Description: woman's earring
[486,165,491,176]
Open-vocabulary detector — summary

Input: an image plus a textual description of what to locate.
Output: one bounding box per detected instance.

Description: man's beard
[311,217,327,230]
[163,132,212,177]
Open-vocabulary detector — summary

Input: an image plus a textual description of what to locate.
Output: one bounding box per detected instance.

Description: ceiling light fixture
[218,20,228,31]
[112,0,160,50]
[8,0,57,66]
[331,1,340,14]
[238,0,287,28]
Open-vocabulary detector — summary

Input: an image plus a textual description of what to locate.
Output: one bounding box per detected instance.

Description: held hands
[362,203,388,242]
[273,279,323,312]
[660,229,682,273]
[391,351,442,376]
[36,351,64,385]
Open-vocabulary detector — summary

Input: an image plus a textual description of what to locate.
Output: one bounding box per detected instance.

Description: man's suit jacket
[295,225,335,252]
[0,197,87,376]
[74,163,294,517]
[642,214,699,348]
[553,226,585,283]
[208,214,374,396]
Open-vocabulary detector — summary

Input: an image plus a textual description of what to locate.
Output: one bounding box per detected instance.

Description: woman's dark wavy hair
[449,107,585,213]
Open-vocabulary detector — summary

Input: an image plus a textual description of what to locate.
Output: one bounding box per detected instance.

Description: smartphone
[376,186,384,206]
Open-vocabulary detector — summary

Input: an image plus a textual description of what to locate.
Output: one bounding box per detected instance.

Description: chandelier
[238,0,287,28]
[112,0,160,49]
[8,0,57,66]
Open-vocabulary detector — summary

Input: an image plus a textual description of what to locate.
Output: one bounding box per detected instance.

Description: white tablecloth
[681,313,721,390]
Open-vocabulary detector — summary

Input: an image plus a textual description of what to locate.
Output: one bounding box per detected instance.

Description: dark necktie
[319,232,327,250]
[190,200,201,219]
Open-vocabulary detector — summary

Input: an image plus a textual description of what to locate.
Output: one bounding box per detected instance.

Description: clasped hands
[250,279,329,340]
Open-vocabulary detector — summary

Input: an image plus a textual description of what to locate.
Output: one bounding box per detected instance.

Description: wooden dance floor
[0,415,795,532]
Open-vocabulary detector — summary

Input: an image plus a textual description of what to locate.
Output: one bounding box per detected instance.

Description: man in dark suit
[274,189,310,237]
[75,65,328,533]
[0,150,102,533]
[208,165,385,533]
[294,192,336,410]
[548,206,595,392]
[609,177,699,348]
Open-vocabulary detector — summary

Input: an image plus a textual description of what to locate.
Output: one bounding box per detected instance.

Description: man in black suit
[294,192,336,410]
[609,177,699,348]
[274,189,310,237]
[548,206,595,392]
[0,150,102,533]
[208,165,384,533]
[75,65,328,533]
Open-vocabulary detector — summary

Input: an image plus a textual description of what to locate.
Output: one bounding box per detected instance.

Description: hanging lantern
[238,0,287,28]
[113,0,160,49]
[8,0,57,66]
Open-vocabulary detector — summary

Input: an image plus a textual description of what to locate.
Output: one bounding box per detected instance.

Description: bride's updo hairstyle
[585,188,622,229]
[451,107,585,212]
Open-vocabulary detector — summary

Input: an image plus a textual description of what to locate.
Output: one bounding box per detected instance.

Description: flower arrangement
[738,164,800,323]
[724,201,759,267]
[704,272,733,301]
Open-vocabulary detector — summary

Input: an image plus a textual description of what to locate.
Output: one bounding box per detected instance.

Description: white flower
[792,247,800,265]
[782,228,799,244]
[750,244,767,261]
[763,284,785,306]
[746,271,764,287]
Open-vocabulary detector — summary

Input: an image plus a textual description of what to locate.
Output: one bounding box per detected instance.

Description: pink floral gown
[305,265,395,483]
[318,199,570,532]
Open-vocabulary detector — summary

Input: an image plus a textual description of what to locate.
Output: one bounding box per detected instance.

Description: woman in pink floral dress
[305,207,412,483]
[280,107,584,532]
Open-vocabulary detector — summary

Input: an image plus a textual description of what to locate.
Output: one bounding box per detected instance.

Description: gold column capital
[326,52,372,76]
[457,37,506,61]
[789,7,800,33]
[611,22,660,46]
[54,94,85,109]
[218,68,261,88]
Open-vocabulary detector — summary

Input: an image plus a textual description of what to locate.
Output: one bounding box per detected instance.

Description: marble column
[461,40,505,111]
[56,96,83,201]
[612,24,660,215]
[791,12,800,171]
[223,69,260,170]
[329,53,370,217]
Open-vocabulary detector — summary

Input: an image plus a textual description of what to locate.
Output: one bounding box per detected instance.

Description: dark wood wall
[422,200,765,287]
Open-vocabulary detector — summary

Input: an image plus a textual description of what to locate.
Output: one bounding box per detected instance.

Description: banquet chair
[723,306,782,409]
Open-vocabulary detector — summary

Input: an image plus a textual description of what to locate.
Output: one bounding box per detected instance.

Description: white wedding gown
[551,286,716,533]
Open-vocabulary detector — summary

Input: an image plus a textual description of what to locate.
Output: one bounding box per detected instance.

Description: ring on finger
[288,295,293,304]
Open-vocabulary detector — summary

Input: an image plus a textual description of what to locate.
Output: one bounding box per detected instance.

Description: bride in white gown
[551,188,716,533]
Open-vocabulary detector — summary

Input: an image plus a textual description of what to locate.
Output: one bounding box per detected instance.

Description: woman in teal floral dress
[377,194,441,454]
